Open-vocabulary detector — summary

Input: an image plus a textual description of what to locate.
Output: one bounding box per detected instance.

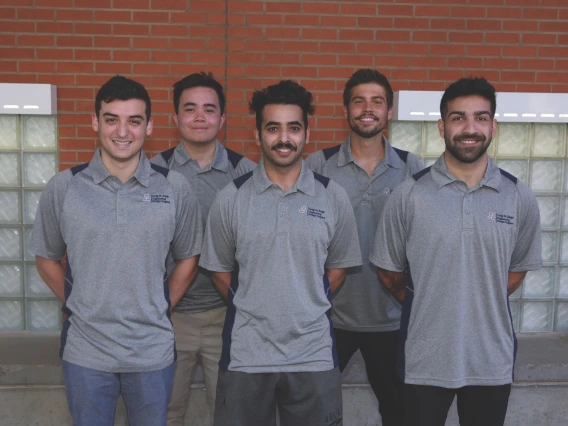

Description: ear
[92,113,99,132]
[305,126,310,144]
[172,113,179,127]
[387,106,393,121]
[254,128,260,146]
[343,105,349,120]
[437,118,445,138]
[219,113,226,129]
[492,119,497,139]
[146,117,154,136]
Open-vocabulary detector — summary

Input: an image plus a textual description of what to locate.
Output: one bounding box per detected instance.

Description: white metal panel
[0,83,57,115]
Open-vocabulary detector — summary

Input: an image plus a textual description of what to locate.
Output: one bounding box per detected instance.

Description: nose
[463,116,477,134]
[116,121,128,138]
[193,108,205,122]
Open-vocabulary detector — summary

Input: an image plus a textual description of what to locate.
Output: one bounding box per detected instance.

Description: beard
[348,114,385,139]
[445,133,492,164]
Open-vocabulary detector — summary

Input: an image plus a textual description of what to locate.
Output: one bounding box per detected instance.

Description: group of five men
[31,69,541,426]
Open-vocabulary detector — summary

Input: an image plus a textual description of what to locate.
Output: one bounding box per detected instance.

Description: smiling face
[438,95,497,165]
[255,103,309,170]
[344,82,392,139]
[173,86,225,146]
[92,98,152,168]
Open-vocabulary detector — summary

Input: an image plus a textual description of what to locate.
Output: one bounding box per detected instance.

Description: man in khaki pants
[151,72,255,425]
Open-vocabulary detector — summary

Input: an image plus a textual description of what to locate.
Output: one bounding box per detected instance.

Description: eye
[267,126,278,132]
[130,120,141,125]
[451,116,463,121]
[205,109,215,113]
[105,118,117,123]
[290,126,302,132]
[185,108,194,112]
[477,116,488,121]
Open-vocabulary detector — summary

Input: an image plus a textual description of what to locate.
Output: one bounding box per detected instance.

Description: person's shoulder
[226,148,256,174]
[45,166,78,192]
[149,149,173,168]
[305,145,340,170]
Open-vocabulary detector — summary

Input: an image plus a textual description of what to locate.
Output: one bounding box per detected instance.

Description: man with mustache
[200,80,362,426]
[306,69,423,426]
[372,77,542,426]
[151,72,255,426]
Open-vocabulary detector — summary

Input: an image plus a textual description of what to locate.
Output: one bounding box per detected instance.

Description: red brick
[467,45,502,56]
[247,13,283,25]
[170,12,206,24]
[211,39,231,50]
[246,40,281,51]
[132,37,168,49]
[303,2,339,14]
[538,46,568,57]
[0,34,15,45]
[486,32,520,44]
[430,43,466,56]
[338,54,373,66]
[283,40,319,52]
[228,14,245,25]
[228,27,263,38]
[75,0,111,6]
[519,59,555,70]
[517,83,553,92]
[501,71,536,82]
[75,23,112,35]
[150,50,187,63]
[467,19,502,31]
[38,74,75,86]
[341,3,376,15]
[431,19,467,30]
[393,43,429,55]
[94,10,132,21]
[448,57,484,68]
[357,42,392,54]
[0,74,36,83]
[228,1,263,12]
[0,21,35,32]
[339,29,374,40]
[171,37,207,50]
[539,21,568,33]
[58,87,93,99]
[36,48,73,60]
[429,69,465,81]
[266,28,299,39]
[133,11,169,23]
[59,151,77,164]
[0,7,16,19]
[36,22,73,34]
[56,9,92,21]
[450,6,486,18]
[302,28,338,40]
[17,8,54,20]
[96,62,133,74]
[523,8,558,19]
[57,36,93,47]
[487,7,522,18]
[523,33,557,45]
[484,58,519,69]
[111,49,150,62]
[151,24,188,37]
[408,81,446,91]
[321,16,357,27]
[266,2,301,13]
[0,61,17,72]
[35,0,72,5]
[358,17,393,28]
[415,6,450,16]
[113,0,150,9]
[502,45,538,57]
[394,18,430,29]
[229,52,265,63]
[378,4,413,15]
[284,14,320,26]
[19,60,56,73]
[95,36,130,48]
[301,54,336,66]
[412,57,447,68]
[449,32,483,43]
[376,31,411,42]
[282,66,317,78]
[538,72,568,83]
[413,31,447,43]
[207,13,226,25]
[188,25,225,38]
[58,61,94,73]
[190,52,225,64]
[503,20,538,31]
[113,24,150,36]
[557,60,568,71]
[245,65,281,77]
[18,35,54,46]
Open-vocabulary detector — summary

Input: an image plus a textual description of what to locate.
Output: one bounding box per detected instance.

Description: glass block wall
[0,115,60,332]
[390,121,568,333]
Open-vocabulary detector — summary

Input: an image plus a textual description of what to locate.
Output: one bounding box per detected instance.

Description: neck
[444,151,488,189]
[349,132,385,162]
[100,151,140,184]
[182,139,217,169]
[263,159,302,192]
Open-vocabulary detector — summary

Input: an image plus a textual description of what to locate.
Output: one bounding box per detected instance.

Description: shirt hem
[509,262,543,272]
[326,257,363,269]
[333,323,400,332]
[369,258,405,272]
[404,376,513,388]
[198,261,233,273]
[174,302,226,313]
[171,248,201,261]
[228,363,335,373]
[62,354,174,374]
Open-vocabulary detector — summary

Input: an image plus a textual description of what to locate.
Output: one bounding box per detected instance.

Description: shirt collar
[173,140,229,173]
[253,158,316,196]
[338,135,403,170]
[431,154,502,192]
[90,148,152,187]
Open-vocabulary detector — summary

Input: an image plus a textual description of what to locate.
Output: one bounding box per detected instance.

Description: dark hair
[172,72,225,115]
[249,80,315,133]
[95,75,151,120]
[440,77,497,119]
[343,69,393,109]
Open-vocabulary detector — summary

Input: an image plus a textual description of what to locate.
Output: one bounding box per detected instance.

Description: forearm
[327,268,347,295]
[168,256,199,308]
[507,271,527,295]
[377,267,407,304]
[35,256,66,303]
[211,272,232,302]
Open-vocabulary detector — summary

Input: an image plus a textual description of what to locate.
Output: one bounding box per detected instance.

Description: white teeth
[113,141,131,146]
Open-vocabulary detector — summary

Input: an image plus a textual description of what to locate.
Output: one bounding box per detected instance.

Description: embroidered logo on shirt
[150,194,170,204]
[488,212,514,225]
[142,194,151,202]
[299,206,307,214]
[383,188,392,195]
[304,207,326,219]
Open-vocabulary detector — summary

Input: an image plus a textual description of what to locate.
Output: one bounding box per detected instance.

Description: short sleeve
[149,152,169,168]
[325,182,362,269]
[305,151,325,175]
[199,185,237,272]
[407,153,425,176]
[370,179,414,272]
[509,183,542,272]
[169,171,203,260]
[30,171,71,260]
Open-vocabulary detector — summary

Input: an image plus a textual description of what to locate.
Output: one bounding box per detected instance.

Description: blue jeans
[62,360,174,426]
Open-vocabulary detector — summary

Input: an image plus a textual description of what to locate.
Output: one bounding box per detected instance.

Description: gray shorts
[214,367,343,426]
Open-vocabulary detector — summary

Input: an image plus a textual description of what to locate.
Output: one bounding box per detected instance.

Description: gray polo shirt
[199,159,362,373]
[371,155,542,388]
[31,149,203,373]
[306,136,423,332]
[151,140,255,313]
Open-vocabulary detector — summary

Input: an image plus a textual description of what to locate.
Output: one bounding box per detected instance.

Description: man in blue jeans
[31,76,203,425]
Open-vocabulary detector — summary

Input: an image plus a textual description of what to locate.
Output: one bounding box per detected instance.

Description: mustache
[271,141,298,152]
[454,133,486,142]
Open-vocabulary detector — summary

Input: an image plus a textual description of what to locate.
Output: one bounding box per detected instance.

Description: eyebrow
[351,95,386,102]
[182,102,218,109]
[102,112,145,120]
[264,120,303,128]
[448,110,492,117]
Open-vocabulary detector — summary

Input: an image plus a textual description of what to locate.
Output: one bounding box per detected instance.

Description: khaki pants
[167,306,226,426]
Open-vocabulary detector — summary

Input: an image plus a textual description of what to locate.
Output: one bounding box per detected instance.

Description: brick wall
[1,0,567,167]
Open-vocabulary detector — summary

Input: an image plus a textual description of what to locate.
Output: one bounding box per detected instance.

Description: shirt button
[280,213,284,217]
[466,210,470,214]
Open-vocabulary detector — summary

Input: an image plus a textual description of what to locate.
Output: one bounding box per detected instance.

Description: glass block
[0,115,18,149]
[542,232,559,263]
[24,227,34,261]
[561,233,568,263]
[523,267,555,298]
[530,160,563,192]
[423,157,438,168]
[556,302,568,332]
[425,122,445,155]
[536,196,560,229]
[496,123,530,157]
[0,153,19,186]
[25,264,52,296]
[0,264,22,296]
[390,122,423,155]
[0,300,24,331]
[22,116,57,149]
[24,191,42,224]
[0,191,20,224]
[559,268,568,297]
[23,153,56,187]
[521,301,552,332]
[26,299,61,331]
[0,228,21,260]
[509,301,520,331]
[495,159,529,184]
[509,283,522,299]
[533,124,565,157]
